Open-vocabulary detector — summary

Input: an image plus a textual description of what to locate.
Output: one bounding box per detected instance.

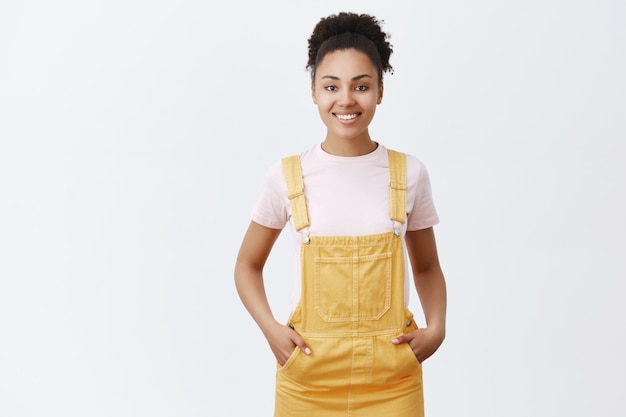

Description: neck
[321,137,378,157]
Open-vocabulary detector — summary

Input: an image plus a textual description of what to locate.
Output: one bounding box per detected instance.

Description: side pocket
[401,340,422,367]
[403,310,421,366]
[276,345,301,373]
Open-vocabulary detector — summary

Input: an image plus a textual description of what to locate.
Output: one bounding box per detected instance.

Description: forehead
[315,49,378,79]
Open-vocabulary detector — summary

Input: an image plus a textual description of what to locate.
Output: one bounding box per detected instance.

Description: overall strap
[388,149,407,224]
[281,155,310,231]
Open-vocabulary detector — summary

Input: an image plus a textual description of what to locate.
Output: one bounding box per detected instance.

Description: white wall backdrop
[1,1,625,416]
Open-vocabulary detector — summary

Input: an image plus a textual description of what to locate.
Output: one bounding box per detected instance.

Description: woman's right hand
[264,321,311,366]
[234,222,311,365]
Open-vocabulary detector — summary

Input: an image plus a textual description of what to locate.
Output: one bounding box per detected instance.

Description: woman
[234,12,447,416]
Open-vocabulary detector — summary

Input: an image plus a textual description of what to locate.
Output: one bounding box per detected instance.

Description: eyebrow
[320,74,373,81]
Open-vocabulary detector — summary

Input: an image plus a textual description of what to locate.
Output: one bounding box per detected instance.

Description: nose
[337,88,356,106]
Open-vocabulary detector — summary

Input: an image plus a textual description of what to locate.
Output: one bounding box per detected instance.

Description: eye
[355,85,369,91]
[324,85,337,91]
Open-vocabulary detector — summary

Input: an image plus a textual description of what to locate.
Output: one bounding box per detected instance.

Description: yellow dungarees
[275,150,423,417]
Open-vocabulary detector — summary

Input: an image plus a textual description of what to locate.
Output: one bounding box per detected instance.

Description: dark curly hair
[307,12,394,84]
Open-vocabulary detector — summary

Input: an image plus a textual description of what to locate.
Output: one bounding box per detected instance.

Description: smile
[335,113,359,120]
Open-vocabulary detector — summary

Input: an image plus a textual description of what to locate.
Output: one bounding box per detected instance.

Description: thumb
[391,334,410,345]
[291,333,312,355]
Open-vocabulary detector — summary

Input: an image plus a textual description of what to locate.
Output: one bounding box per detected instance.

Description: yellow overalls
[275,149,423,417]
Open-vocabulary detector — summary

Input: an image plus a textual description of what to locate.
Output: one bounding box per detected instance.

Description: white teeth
[336,114,358,120]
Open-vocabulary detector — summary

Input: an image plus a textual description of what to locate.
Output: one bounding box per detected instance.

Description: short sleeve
[250,161,290,230]
[406,155,440,231]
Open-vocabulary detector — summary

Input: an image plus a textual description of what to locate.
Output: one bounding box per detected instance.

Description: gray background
[1,0,625,415]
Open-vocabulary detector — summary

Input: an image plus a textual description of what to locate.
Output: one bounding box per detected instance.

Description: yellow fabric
[276,149,423,417]
[281,155,310,231]
[388,149,407,224]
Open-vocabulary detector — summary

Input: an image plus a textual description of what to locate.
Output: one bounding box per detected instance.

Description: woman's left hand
[391,327,445,363]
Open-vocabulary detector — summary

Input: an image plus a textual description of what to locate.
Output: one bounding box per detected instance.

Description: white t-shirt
[251,143,439,308]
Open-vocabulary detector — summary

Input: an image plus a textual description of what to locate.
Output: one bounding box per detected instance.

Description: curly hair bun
[307,12,394,81]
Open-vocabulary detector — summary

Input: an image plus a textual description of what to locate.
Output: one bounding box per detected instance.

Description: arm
[234,221,311,365]
[392,227,447,362]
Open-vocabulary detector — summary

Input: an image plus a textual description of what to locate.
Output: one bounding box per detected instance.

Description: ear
[377,83,384,105]
[311,83,317,104]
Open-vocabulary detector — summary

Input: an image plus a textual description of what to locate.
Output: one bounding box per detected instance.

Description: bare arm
[392,227,447,362]
[234,221,310,364]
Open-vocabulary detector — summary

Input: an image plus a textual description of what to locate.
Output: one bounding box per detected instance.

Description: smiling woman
[234,11,447,417]
[312,49,383,156]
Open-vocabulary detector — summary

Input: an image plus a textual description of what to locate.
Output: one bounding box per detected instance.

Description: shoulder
[263,159,285,182]
[405,153,429,178]
[261,145,317,185]
[384,146,429,175]
[279,144,318,163]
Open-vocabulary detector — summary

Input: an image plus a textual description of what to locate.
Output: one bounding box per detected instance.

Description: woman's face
[312,49,383,146]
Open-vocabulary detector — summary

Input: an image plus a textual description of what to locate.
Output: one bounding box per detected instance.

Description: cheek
[366,94,381,108]
[314,95,332,110]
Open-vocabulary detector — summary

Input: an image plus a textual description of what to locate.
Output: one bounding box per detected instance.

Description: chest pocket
[313,245,392,322]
